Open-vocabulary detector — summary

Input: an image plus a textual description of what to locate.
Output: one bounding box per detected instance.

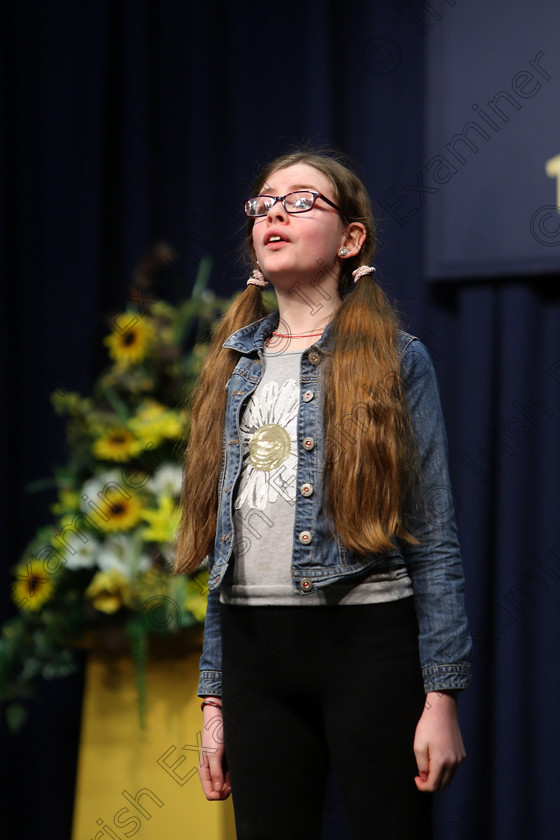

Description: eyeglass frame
[244,190,341,218]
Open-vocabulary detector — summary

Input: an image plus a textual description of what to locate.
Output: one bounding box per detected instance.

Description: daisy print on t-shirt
[235,379,299,510]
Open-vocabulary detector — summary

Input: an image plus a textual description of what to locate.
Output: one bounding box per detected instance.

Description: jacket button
[300,577,313,591]
[298,530,312,545]
[308,351,320,365]
[303,437,315,450]
[302,390,314,402]
[300,483,313,497]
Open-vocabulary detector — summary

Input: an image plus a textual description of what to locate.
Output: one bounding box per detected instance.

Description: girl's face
[250,163,349,288]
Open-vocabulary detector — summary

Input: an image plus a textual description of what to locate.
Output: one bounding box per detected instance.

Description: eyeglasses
[244,190,340,218]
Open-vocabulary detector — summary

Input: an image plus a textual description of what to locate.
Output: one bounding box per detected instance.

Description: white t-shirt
[220,348,413,606]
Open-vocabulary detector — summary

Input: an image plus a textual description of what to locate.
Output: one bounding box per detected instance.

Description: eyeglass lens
[245,191,317,217]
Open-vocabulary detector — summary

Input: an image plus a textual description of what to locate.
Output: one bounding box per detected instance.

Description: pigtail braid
[324,275,419,554]
[174,284,268,573]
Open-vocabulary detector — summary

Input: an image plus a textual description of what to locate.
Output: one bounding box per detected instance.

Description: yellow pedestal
[72,630,236,840]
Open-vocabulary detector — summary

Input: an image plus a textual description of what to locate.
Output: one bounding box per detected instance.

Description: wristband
[200,699,222,711]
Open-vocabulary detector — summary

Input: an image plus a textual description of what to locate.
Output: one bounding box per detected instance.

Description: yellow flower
[93,488,144,533]
[104,313,155,366]
[85,569,130,614]
[128,401,185,447]
[142,495,180,543]
[150,300,175,321]
[51,391,94,416]
[92,427,142,462]
[12,559,55,612]
[50,488,81,517]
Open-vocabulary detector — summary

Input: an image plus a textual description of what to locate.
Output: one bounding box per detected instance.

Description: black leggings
[220,596,433,840]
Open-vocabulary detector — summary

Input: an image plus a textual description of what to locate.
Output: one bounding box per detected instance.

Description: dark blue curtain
[3,2,559,838]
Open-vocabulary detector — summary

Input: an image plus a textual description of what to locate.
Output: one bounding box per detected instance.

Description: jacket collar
[223,311,334,355]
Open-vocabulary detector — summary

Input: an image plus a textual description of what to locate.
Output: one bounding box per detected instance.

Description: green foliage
[1,255,241,731]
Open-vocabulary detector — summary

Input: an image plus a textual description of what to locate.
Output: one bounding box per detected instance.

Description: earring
[339,247,348,257]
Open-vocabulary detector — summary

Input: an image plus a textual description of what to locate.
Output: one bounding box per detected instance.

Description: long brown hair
[175,151,418,573]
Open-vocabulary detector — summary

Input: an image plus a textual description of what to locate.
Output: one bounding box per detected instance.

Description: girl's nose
[266,197,288,222]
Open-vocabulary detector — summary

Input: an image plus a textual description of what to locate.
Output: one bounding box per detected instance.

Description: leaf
[191,256,213,301]
[24,477,59,494]
[97,383,131,423]
[2,256,235,729]
[125,616,148,729]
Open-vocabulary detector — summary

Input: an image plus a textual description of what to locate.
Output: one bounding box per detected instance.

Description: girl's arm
[199,699,231,800]
[413,690,466,792]
[400,336,473,692]
[197,584,230,799]
[400,337,471,790]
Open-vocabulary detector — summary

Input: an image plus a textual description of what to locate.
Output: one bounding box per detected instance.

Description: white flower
[159,542,177,568]
[59,534,102,570]
[97,534,151,580]
[235,379,299,511]
[146,462,183,498]
[80,470,122,514]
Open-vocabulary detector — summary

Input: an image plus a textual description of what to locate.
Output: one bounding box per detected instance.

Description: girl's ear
[342,222,367,256]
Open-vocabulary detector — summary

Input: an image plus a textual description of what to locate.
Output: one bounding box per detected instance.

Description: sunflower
[92,488,144,533]
[92,427,142,462]
[141,494,181,543]
[85,569,131,614]
[12,559,55,612]
[104,313,155,366]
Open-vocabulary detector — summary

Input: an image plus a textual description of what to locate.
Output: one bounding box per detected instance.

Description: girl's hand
[413,690,466,793]
[198,699,231,800]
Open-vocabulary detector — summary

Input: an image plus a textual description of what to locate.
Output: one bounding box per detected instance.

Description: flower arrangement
[0,249,238,731]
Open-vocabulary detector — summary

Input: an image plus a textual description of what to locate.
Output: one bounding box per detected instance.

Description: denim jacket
[198,311,472,697]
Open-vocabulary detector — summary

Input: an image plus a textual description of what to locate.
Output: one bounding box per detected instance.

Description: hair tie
[247,269,269,288]
[352,266,377,283]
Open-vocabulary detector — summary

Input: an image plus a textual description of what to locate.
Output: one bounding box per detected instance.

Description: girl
[175,151,472,840]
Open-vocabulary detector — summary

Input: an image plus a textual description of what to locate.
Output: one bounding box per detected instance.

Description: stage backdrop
[424,0,560,278]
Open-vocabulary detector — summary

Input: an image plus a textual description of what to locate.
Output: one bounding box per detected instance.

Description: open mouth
[264,231,290,246]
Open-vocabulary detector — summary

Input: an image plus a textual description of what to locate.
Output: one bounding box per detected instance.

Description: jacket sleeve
[197,579,223,697]
[400,337,472,693]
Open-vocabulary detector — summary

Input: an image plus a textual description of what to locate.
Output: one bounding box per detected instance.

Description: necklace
[272,330,325,338]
